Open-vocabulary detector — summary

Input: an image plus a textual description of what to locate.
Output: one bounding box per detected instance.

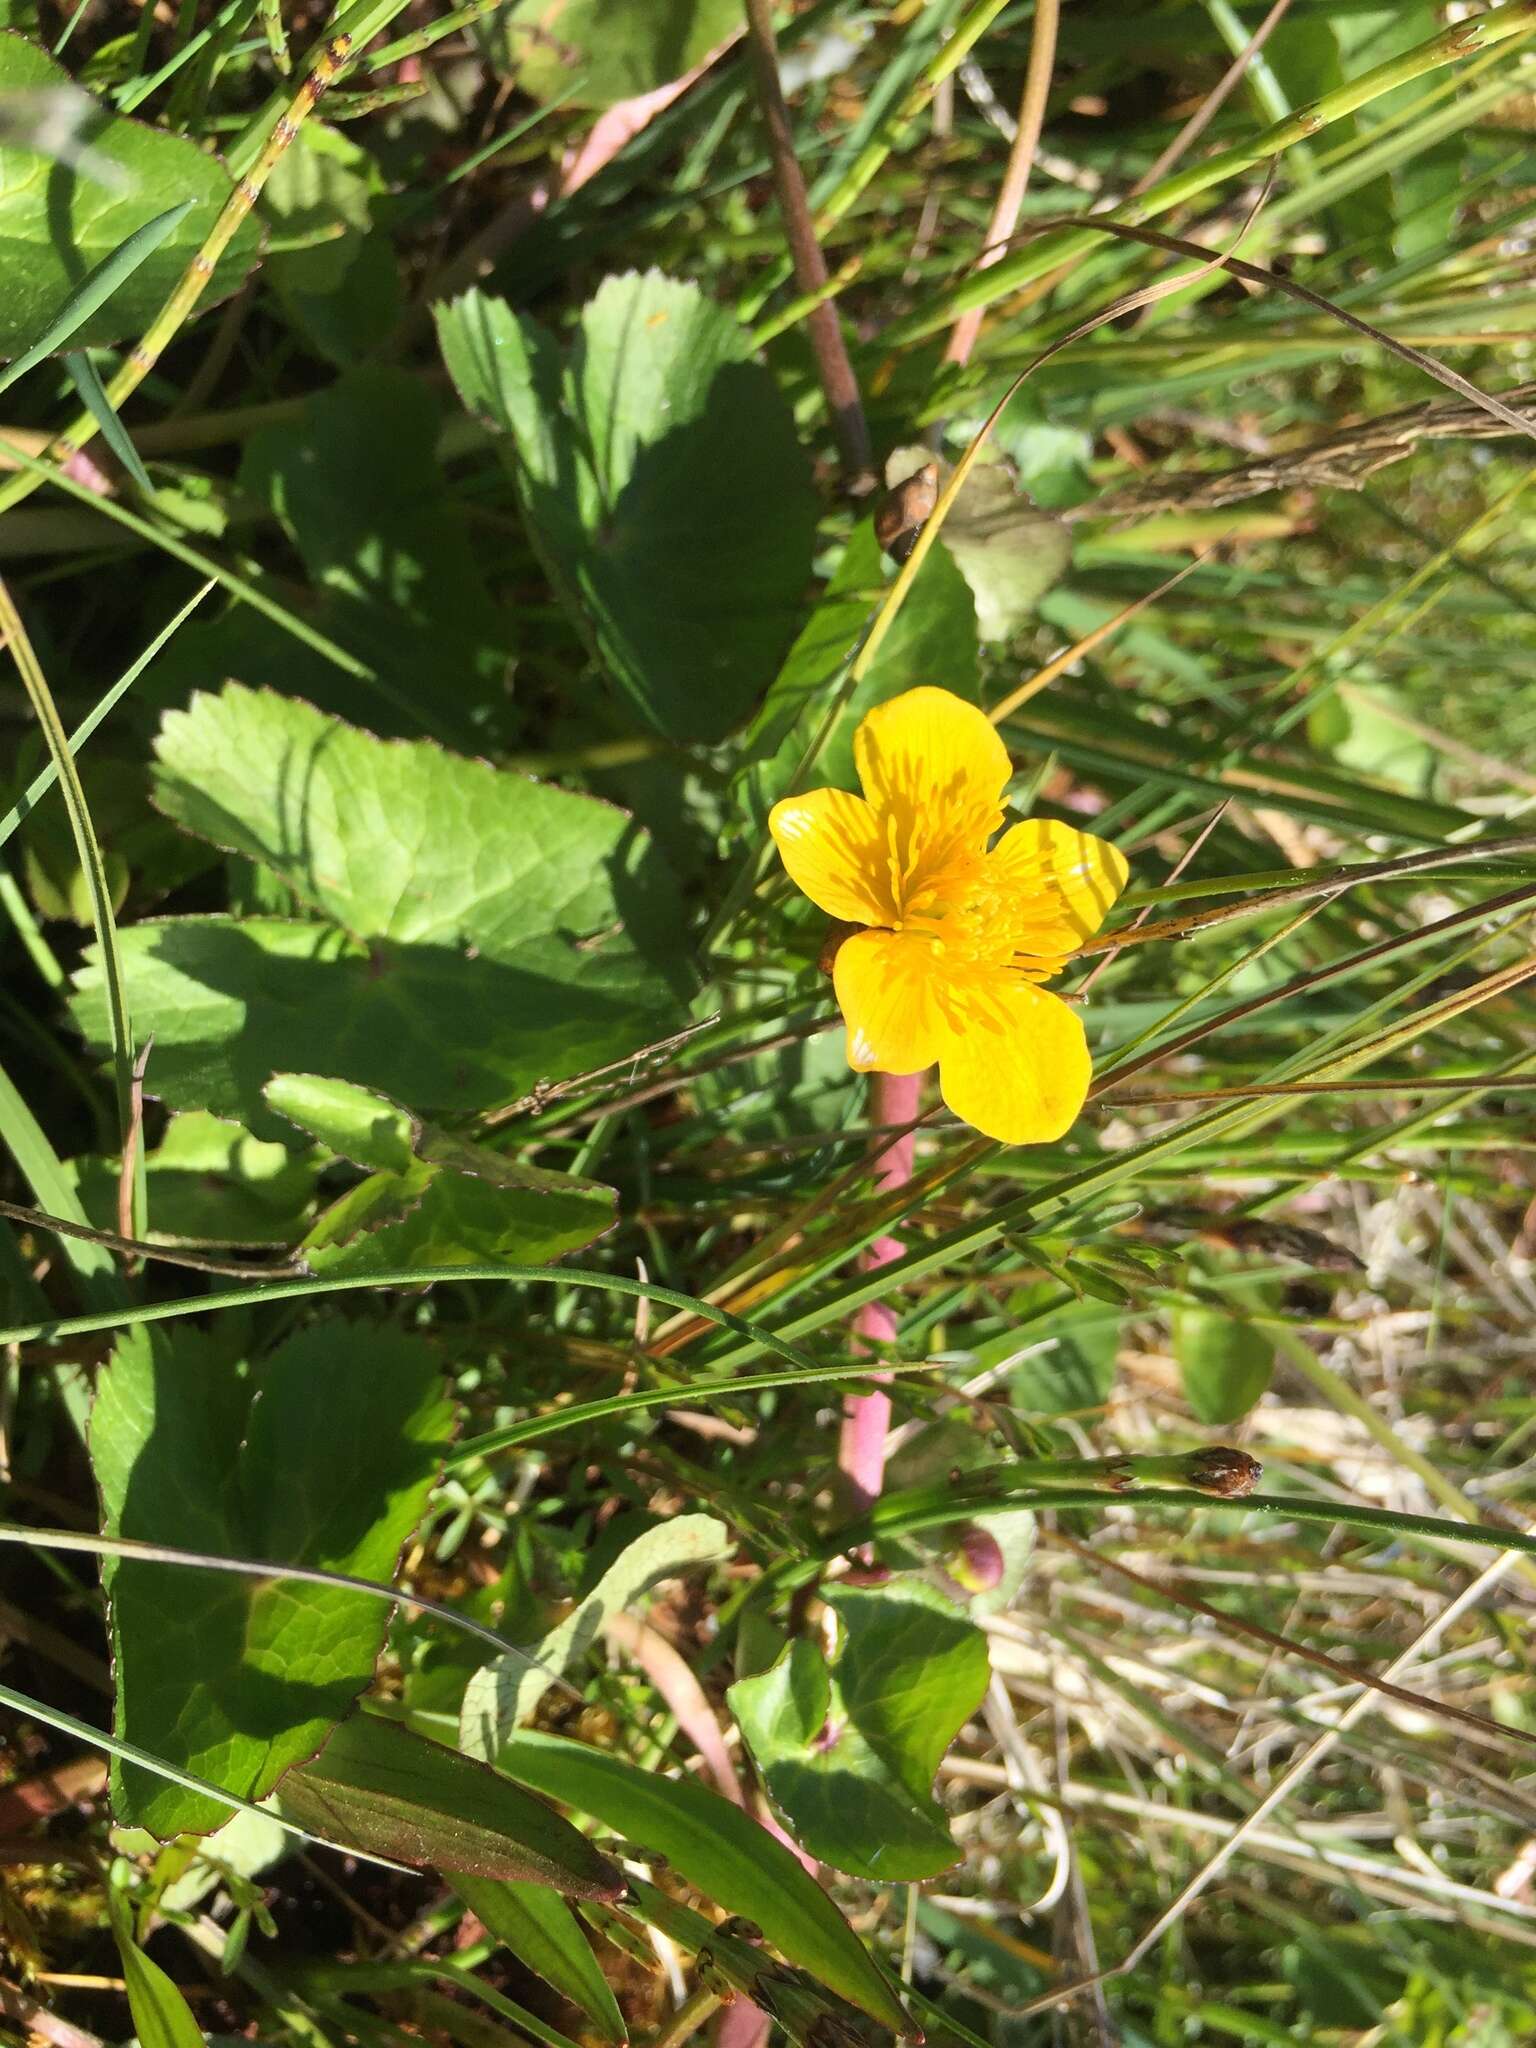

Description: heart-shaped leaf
[437,275,817,743]
[728,1578,990,1880]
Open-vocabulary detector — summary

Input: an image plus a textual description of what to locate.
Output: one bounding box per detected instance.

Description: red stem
[840,1067,924,1510]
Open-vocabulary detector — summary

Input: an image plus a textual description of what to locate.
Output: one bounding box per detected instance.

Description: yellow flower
[769,686,1128,1145]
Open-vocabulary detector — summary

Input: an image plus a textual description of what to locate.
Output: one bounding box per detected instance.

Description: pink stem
[840,1067,923,1511]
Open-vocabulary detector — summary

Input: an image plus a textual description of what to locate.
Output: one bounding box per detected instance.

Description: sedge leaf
[276,1712,623,1897]
[454,1874,627,2042]
[496,1730,915,2034]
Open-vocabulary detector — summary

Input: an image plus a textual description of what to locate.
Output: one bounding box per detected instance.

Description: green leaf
[493,0,740,109]
[453,1875,627,2043]
[885,447,1069,643]
[91,1319,454,1837]
[276,1712,623,1897]
[496,1731,914,2036]
[72,683,687,1132]
[156,1807,290,1916]
[266,1074,617,1274]
[259,122,375,296]
[437,275,816,742]
[107,1886,206,2048]
[0,33,263,354]
[270,223,402,369]
[977,1289,1122,1416]
[239,371,504,694]
[627,1877,876,2046]
[1311,683,1436,791]
[302,1151,616,1276]
[63,345,151,489]
[71,917,676,1137]
[728,1579,990,1881]
[264,1073,418,1174]
[72,1110,322,1248]
[739,520,980,822]
[462,1515,732,1759]
[1173,1308,1276,1425]
[151,684,683,972]
[0,196,190,397]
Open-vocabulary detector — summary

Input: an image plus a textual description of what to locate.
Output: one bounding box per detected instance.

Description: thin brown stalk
[1056,1534,1534,1751]
[742,0,874,488]
[116,1037,152,1246]
[0,1197,304,1281]
[989,551,1215,727]
[1076,800,1230,998]
[945,0,1060,368]
[1131,0,1295,196]
[1101,1073,1536,1106]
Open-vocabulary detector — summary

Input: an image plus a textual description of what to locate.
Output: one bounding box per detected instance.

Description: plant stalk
[892,0,1536,341]
[840,1067,923,1511]
[742,0,874,489]
[944,0,1059,368]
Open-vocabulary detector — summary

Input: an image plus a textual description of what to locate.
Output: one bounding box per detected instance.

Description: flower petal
[853,687,1010,907]
[833,929,944,1074]
[987,819,1129,954]
[770,788,894,926]
[937,979,1089,1144]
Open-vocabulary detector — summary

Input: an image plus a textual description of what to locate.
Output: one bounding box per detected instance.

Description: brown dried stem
[742,0,874,489]
[945,0,1060,368]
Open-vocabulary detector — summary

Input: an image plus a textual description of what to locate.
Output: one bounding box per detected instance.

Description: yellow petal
[833,929,944,1074]
[937,979,1089,1144]
[987,818,1128,953]
[853,687,1010,909]
[769,788,894,926]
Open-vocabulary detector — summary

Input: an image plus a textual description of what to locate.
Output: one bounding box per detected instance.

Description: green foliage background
[3,1,1536,2044]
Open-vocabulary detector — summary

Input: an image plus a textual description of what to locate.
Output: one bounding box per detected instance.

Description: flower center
[899,867,1067,981]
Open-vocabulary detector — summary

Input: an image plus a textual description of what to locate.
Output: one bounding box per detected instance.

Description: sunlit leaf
[92,1319,453,1836]
[729,1578,990,1880]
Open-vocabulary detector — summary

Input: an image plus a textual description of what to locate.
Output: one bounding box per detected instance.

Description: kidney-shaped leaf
[437,275,817,743]
[91,1318,454,1837]
[728,1579,990,1881]
[0,33,263,355]
[277,1712,623,1897]
[496,1730,913,2035]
